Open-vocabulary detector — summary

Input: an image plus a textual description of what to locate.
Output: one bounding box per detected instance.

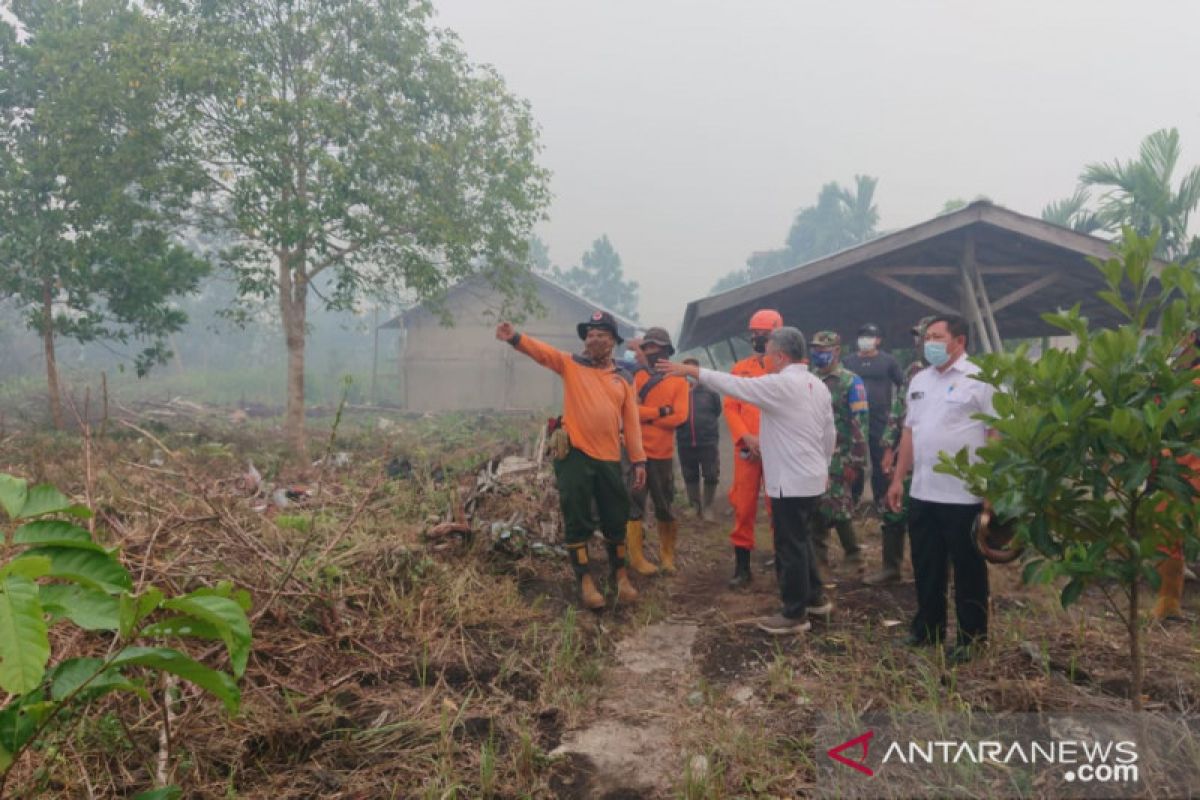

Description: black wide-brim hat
[577,310,623,344]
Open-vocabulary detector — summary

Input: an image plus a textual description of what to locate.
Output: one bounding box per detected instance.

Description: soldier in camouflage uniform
[810,331,869,571]
[864,316,936,586]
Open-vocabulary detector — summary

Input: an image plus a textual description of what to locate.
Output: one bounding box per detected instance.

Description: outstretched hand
[655,360,698,378]
[495,321,516,342]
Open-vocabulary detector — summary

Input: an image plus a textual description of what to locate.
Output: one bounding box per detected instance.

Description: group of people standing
[495,306,1001,663]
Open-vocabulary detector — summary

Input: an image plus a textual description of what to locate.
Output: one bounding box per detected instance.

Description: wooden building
[381,274,638,412]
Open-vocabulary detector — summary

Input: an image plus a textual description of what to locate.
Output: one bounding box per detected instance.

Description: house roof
[380,272,640,340]
[677,201,1158,351]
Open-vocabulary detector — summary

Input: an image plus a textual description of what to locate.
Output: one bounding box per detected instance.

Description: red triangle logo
[827,731,875,776]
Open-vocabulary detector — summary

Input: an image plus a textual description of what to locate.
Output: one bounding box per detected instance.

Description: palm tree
[1081,128,1200,259]
[1040,189,1104,234]
[839,174,880,244]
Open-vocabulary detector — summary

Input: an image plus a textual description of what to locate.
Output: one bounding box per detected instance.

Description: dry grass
[0,412,615,799]
[2,410,1198,798]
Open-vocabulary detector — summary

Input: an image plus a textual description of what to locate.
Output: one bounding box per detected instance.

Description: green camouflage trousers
[820,475,855,523]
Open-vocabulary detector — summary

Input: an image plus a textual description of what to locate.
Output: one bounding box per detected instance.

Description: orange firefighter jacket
[513,334,646,464]
[633,369,690,460]
[724,354,770,447]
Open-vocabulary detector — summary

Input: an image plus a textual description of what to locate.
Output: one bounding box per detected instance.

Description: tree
[527,235,553,275]
[1081,128,1200,260]
[0,0,209,429]
[553,234,639,319]
[161,0,550,452]
[938,195,995,216]
[712,175,880,293]
[1041,189,1103,234]
[941,231,1200,710]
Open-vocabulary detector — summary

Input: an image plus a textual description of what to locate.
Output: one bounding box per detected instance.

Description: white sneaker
[757,615,812,635]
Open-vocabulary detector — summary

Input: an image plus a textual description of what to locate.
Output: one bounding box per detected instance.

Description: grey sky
[435,0,1199,330]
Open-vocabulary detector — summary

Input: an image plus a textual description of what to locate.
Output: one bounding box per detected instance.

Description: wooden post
[959,232,994,354]
[100,371,109,438]
[969,255,1004,352]
[370,306,379,405]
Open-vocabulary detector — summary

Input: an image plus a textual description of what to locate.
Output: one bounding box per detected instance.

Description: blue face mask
[924,341,949,367]
[810,350,835,369]
[622,350,637,362]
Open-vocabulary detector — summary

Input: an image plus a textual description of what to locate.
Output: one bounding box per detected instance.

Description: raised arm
[496,322,567,374]
[699,368,791,410]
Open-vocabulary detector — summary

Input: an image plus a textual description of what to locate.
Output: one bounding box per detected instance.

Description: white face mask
[857,337,877,353]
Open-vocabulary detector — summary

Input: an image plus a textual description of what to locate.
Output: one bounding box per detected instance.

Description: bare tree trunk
[279,255,308,456]
[1128,578,1142,711]
[42,282,64,430]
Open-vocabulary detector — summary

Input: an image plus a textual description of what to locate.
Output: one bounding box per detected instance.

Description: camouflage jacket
[820,366,868,475]
[880,360,926,450]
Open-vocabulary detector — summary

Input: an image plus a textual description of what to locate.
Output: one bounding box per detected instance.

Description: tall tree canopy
[160,0,550,451]
[0,0,209,428]
[712,175,879,294]
[553,234,639,319]
[1081,128,1200,260]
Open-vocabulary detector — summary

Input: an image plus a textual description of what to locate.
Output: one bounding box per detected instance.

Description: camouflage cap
[911,316,937,337]
[811,330,841,348]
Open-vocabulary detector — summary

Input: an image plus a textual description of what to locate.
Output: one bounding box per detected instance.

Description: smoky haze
[432,0,1200,330]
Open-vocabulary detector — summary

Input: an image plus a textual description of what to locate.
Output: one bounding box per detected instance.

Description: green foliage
[938,230,1200,706]
[0,0,210,377]
[157,0,551,445]
[1081,128,1200,261]
[0,473,251,790]
[553,234,639,319]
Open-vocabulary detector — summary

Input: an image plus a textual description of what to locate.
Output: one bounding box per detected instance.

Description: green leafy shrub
[0,473,251,792]
[940,231,1200,709]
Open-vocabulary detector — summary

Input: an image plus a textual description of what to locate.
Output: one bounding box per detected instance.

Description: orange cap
[748,309,783,331]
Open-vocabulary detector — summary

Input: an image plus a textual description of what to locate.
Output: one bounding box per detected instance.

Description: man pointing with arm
[659,327,836,635]
[497,312,646,610]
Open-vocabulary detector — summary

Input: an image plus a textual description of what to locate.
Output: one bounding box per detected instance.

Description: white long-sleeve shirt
[698,363,835,498]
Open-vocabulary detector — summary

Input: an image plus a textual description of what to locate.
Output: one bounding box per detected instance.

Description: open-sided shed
[677,201,1147,355]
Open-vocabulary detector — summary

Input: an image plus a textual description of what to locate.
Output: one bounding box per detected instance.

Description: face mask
[924,341,949,367]
[645,352,663,368]
[750,334,768,354]
[857,337,876,353]
[811,350,835,369]
[622,350,636,362]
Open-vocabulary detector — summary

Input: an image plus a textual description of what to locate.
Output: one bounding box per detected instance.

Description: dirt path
[549,509,902,798]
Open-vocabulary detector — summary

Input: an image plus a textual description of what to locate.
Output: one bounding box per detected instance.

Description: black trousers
[768,495,824,619]
[852,434,889,506]
[908,497,988,646]
[678,443,720,486]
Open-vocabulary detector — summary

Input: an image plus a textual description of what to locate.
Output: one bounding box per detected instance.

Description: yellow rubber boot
[1153,554,1185,620]
[659,520,679,574]
[569,544,606,610]
[625,520,659,576]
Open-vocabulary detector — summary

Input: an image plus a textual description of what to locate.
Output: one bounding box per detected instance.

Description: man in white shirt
[659,327,836,634]
[886,315,997,663]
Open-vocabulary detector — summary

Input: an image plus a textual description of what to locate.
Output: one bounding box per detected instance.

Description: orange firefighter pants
[728,454,768,551]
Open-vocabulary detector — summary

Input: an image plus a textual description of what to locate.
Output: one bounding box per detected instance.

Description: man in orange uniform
[496,312,647,610]
[726,308,784,588]
[626,327,690,575]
